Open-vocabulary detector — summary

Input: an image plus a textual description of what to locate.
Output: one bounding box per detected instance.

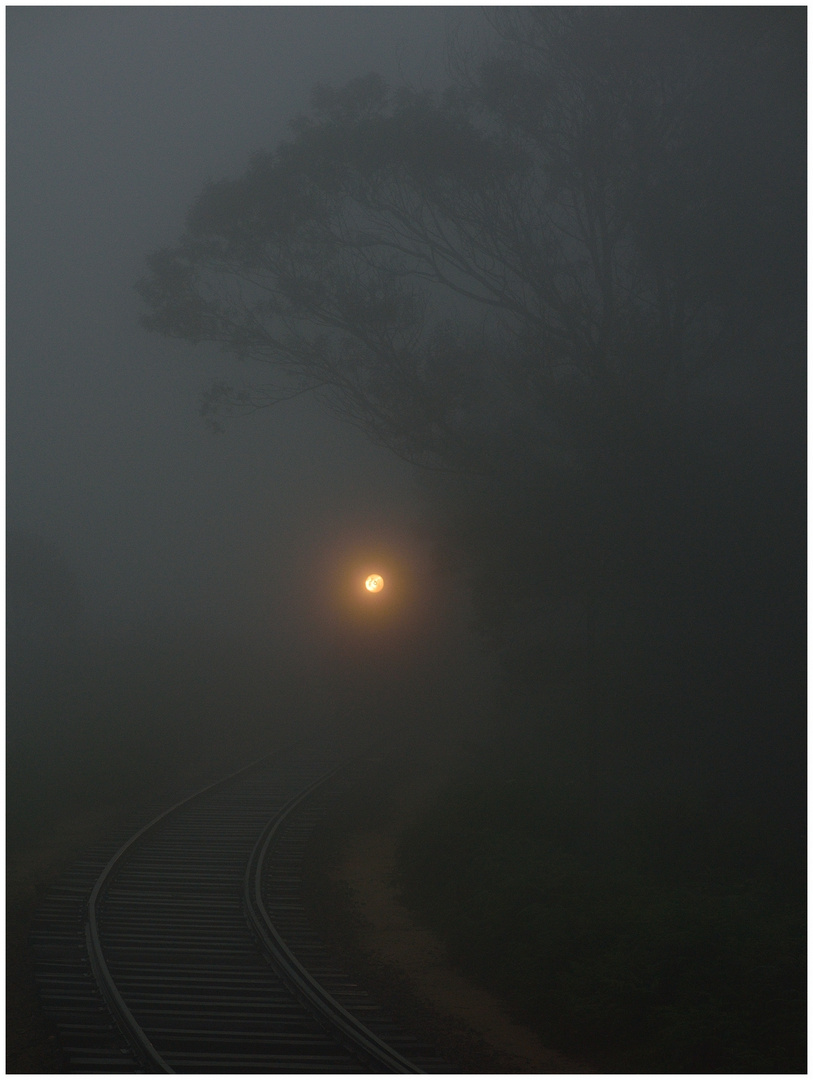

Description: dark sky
[7,6,458,634]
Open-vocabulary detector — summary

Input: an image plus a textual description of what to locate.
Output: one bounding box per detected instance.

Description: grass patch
[396,771,805,1072]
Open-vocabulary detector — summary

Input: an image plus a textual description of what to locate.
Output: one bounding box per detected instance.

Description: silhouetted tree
[140,10,801,466]
[139,9,804,792]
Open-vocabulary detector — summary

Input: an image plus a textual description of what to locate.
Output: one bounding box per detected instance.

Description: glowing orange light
[365,574,384,593]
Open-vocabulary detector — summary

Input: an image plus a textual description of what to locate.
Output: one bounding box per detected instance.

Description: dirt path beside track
[303,740,593,1073]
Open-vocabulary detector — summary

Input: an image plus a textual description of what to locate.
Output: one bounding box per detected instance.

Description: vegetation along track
[31,740,447,1073]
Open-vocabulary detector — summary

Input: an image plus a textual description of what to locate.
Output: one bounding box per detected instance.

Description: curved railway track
[31,740,448,1073]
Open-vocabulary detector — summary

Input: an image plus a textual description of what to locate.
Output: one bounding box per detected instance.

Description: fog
[8,9,805,1073]
[8,7,450,630]
[8,8,485,829]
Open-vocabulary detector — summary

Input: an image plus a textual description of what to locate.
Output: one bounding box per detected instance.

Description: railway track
[31,740,448,1073]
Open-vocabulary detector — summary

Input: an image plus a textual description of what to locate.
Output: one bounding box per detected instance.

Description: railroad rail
[32,740,447,1073]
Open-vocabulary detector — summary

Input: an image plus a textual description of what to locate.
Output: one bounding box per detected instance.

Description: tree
[139,9,801,466]
[139,9,804,790]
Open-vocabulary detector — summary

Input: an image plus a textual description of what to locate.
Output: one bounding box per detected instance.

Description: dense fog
[7,9,805,1072]
[8,7,451,630]
[8,8,483,844]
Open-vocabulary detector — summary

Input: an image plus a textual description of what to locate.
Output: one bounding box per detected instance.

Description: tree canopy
[139,9,803,475]
[138,9,805,795]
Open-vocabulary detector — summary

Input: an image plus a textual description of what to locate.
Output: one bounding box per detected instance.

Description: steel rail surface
[243,764,424,1074]
[81,743,427,1073]
[84,754,270,1072]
